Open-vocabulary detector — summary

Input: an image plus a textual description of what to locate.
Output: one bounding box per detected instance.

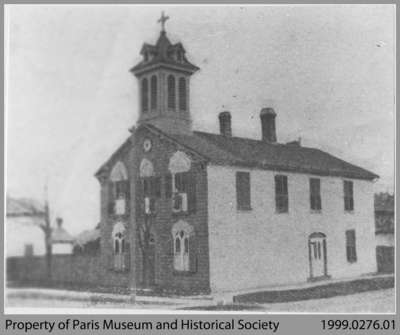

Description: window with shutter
[170,171,196,213]
[310,178,321,211]
[236,171,251,210]
[346,229,357,263]
[344,180,354,211]
[142,176,161,215]
[187,172,196,213]
[275,175,288,213]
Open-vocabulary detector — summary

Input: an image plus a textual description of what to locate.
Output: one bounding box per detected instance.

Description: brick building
[95,19,378,294]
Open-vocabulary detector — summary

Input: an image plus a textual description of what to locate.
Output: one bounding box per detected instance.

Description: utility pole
[43,183,53,281]
[128,127,137,304]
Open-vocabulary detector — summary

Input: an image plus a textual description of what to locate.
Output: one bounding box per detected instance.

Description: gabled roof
[130,31,199,75]
[167,129,378,181]
[95,137,131,178]
[95,124,378,181]
[51,225,75,244]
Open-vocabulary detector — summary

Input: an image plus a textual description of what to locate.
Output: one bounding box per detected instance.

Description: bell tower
[130,12,199,135]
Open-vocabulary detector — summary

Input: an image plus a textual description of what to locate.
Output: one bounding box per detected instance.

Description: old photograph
[5,4,395,313]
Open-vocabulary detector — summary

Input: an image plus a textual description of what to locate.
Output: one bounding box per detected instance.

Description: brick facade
[97,126,211,294]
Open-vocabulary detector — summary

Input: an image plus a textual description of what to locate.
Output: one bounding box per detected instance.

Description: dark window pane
[184,237,189,253]
[142,78,148,112]
[310,178,321,210]
[179,77,187,111]
[275,175,288,212]
[167,75,176,109]
[175,237,180,253]
[344,181,354,211]
[236,172,251,210]
[345,229,357,262]
[151,75,157,109]
[187,172,196,213]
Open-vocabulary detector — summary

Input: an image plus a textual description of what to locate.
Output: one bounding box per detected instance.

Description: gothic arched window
[150,75,157,110]
[142,78,149,112]
[171,220,196,272]
[174,230,189,271]
[179,77,187,111]
[109,161,129,216]
[112,222,128,271]
[167,75,176,110]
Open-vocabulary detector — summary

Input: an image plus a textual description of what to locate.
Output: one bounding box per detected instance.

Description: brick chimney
[218,111,232,137]
[260,107,277,143]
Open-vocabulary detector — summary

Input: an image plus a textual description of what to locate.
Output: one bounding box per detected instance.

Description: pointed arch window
[142,78,149,112]
[172,221,196,272]
[109,161,129,216]
[179,77,187,111]
[112,222,129,271]
[151,75,157,110]
[167,75,176,110]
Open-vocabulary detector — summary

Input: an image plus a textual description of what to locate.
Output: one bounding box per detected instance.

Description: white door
[310,236,325,278]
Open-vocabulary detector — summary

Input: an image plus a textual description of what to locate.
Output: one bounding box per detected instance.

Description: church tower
[130,13,199,135]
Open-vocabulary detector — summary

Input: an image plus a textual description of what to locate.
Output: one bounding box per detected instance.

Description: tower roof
[130,30,199,76]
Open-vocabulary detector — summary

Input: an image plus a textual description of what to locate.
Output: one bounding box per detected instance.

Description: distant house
[6,197,74,256]
[6,197,46,257]
[375,193,394,273]
[51,218,75,255]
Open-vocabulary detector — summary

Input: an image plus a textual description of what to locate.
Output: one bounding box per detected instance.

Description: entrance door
[309,233,327,279]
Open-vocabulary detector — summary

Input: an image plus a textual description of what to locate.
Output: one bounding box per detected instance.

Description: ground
[5,288,395,313]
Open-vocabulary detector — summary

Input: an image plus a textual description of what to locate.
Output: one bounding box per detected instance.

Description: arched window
[308,232,328,279]
[168,151,191,173]
[151,75,157,110]
[140,158,154,178]
[174,230,189,271]
[172,220,196,272]
[110,161,128,182]
[167,75,176,110]
[142,78,149,112]
[109,161,129,216]
[112,222,128,271]
[179,77,187,111]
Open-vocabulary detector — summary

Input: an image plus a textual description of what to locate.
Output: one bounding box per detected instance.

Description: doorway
[308,232,328,280]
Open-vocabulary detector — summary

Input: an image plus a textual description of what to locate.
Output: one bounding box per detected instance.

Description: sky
[5,4,395,235]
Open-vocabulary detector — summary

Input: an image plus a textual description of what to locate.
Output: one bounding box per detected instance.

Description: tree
[136,200,155,287]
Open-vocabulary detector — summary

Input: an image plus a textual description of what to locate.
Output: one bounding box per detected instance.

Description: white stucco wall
[52,243,74,255]
[207,165,377,293]
[6,218,45,257]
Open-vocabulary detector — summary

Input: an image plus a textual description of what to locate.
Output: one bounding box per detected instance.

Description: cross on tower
[157,11,169,32]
